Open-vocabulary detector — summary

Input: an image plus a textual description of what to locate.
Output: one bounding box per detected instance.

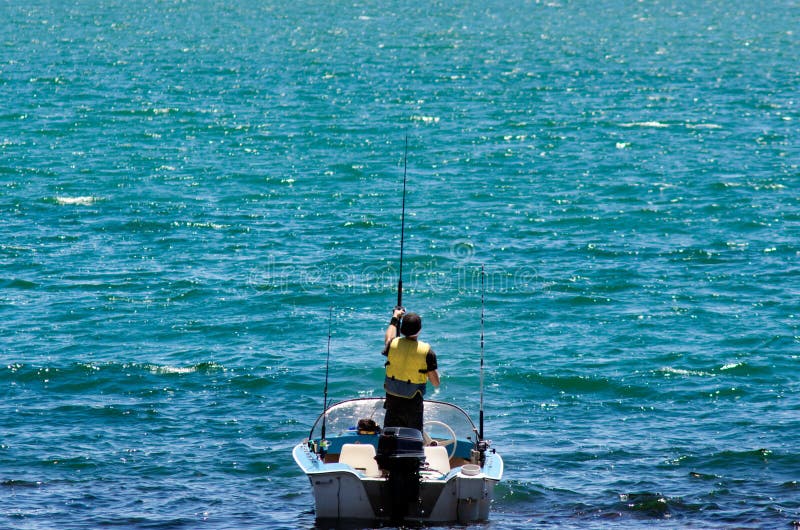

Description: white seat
[339,444,381,477]
[424,445,451,475]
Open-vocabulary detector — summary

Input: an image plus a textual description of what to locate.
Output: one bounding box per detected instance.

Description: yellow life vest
[385,337,430,385]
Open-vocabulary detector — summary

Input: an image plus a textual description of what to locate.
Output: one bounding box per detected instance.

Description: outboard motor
[375,427,425,520]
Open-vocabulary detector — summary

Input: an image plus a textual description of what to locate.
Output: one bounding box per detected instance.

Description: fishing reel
[471,439,492,466]
[308,439,330,459]
[392,306,406,329]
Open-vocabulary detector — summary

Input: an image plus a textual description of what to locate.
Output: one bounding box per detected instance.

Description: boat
[293,142,502,523]
[292,396,504,523]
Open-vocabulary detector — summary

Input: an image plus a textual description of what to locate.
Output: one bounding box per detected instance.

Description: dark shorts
[383,393,424,431]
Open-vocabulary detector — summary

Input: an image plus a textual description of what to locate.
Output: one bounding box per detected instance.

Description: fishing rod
[475,264,491,466]
[396,135,408,310]
[479,264,485,441]
[319,306,333,457]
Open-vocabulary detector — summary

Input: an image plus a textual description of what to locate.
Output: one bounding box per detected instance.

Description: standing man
[382,307,440,431]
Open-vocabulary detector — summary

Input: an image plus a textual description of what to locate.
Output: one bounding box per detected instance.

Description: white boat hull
[294,442,503,522]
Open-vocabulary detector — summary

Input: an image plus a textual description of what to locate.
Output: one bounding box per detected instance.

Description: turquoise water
[1,0,798,528]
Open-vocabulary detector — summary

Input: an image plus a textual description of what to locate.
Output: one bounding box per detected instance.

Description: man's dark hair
[400,313,422,336]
